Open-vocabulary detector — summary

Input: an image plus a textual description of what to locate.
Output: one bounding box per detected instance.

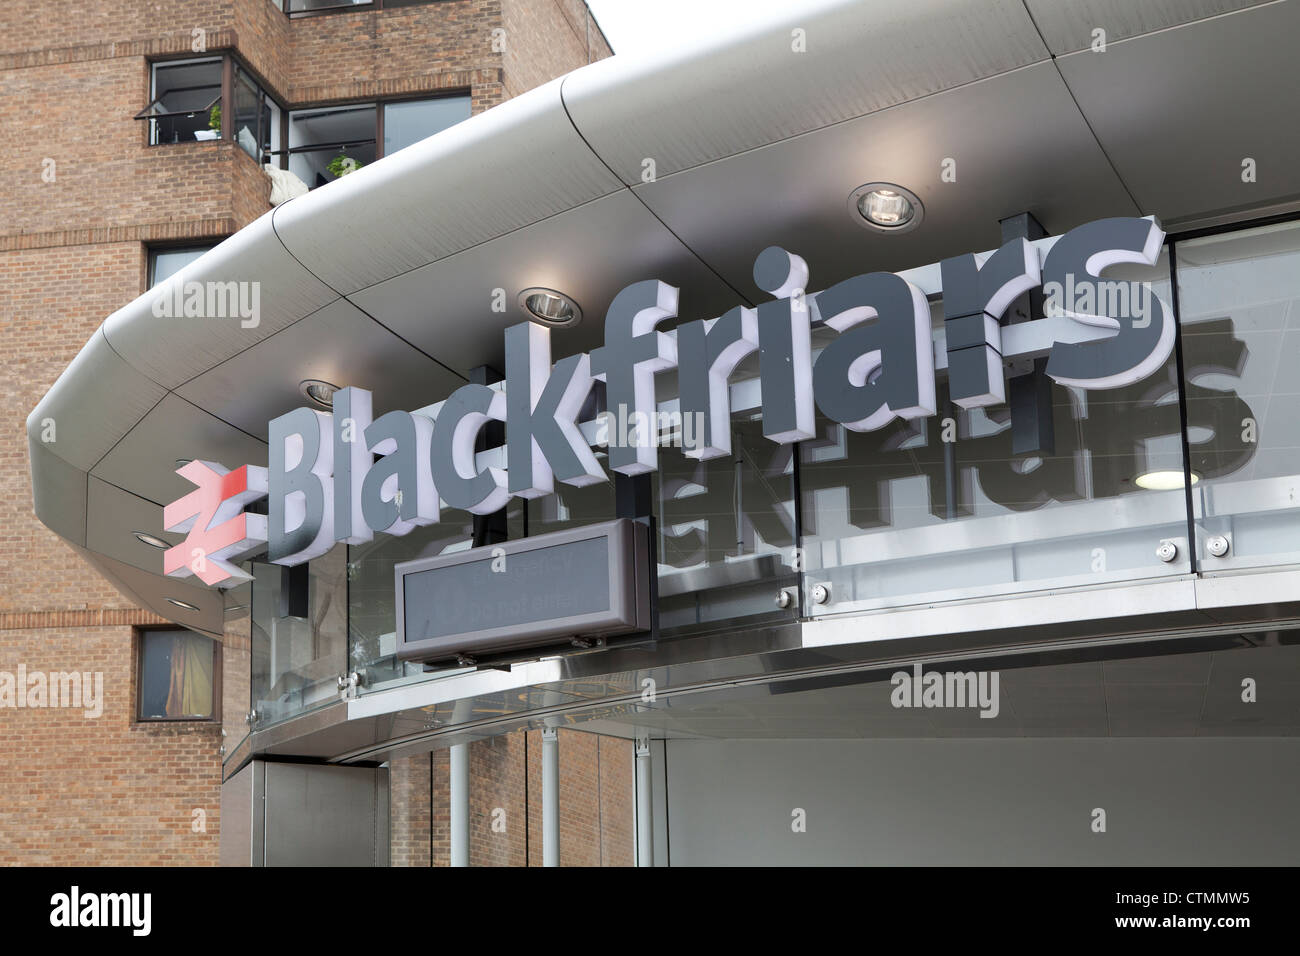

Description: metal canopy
[28,0,1298,638]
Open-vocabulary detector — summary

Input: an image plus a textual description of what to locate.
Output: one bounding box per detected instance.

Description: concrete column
[450,742,469,867]
[542,727,559,867]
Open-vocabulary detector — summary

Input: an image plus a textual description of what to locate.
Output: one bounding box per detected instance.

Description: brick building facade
[0,0,626,867]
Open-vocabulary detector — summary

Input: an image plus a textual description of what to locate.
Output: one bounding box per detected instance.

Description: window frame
[230,62,283,165]
[146,242,220,290]
[139,53,286,163]
[135,626,222,724]
[276,0,451,18]
[268,91,470,187]
[135,55,225,148]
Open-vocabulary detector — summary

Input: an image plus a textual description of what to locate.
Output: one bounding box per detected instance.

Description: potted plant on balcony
[195,105,220,141]
[328,151,362,178]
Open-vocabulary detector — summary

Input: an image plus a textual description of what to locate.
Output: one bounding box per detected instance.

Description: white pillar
[450,742,469,867]
[635,736,654,867]
[542,727,559,867]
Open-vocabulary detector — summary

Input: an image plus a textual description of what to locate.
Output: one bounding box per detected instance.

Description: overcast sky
[585,0,818,57]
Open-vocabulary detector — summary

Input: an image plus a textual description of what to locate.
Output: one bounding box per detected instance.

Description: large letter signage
[167,216,1176,586]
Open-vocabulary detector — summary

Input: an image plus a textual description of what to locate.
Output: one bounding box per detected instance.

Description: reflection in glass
[383,95,471,156]
[655,420,799,636]
[526,481,614,538]
[348,512,476,689]
[1176,221,1300,568]
[148,246,213,286]
[251,547,347,725]
[232,67,279,163]
[800,252,1190,615]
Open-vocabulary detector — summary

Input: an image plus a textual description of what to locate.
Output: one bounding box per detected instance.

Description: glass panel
[149,246,212,286]
[382,95,471,156]
[262,95,281,163]
[799,251,1189,617]
[599,632,1300,865]
[250,547,347,726]
[655,419,799,637]
[1175,220,1300,569]
[139,629,216,720]
[526,481,615,537]
[348,512,476,690]
[220,581,252,759]
[287,0,373,12]
[232,67,263,161]
[286,105,376,188]
[143,59,222,145]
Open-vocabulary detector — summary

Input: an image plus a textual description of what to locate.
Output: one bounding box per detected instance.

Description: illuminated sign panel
[161,216,1173,588]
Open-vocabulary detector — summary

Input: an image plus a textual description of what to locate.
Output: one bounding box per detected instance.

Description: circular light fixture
[1135,470,1200,490]
[224,603,249,614]
[175,458,192,468]
[299,379,339,408]
[849,182,923,234]
[166,598,200,612]
[133,531,169,550]
[519,288,581,327]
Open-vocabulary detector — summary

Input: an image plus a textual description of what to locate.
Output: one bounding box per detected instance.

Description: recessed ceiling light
[166,598,200,611]
[849,182,923,234]
[175,458,192,468]
[133,531,169,549]
[224,603,248,614]
[519,288,581,327]
[1135,470,1199,490]
[299,379,339,408]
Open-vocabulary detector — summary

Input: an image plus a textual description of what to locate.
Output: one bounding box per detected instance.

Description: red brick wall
[3,0,613,868]
[389,752,433,866]
[0,243,145,615]
[288,2,504,108]
[0,623,223,865]
[389,729,636,868]
[501,0,612,98]
[0,2,234,59]
[469,732,527,865]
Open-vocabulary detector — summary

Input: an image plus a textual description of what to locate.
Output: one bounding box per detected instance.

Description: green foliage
[328,153,363,178]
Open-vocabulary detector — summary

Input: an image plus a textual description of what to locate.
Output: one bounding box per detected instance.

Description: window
[232,65,281,163]
[137,56,282,162]
[275,95,469,189]
[138,629,218,721]
[148,245,216,287]
[285,104,377,189]
[282,0,373,13]
[136,58,222,146]
[383,96,471,156]
[277,0,446,15]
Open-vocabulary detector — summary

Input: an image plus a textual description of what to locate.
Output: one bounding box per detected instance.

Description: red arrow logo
[163,461,268,588]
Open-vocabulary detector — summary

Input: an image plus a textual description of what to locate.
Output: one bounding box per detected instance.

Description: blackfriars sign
[163,216,1174,587]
